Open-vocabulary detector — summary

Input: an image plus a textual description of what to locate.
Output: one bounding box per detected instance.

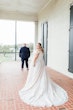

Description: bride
[19,43,68,107]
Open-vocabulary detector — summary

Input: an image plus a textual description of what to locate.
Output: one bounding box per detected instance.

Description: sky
[0,20,35,45]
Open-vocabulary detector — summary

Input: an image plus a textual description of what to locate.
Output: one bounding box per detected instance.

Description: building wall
[38,0,73,78]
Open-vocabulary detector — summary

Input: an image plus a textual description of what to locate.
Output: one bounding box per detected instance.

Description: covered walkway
[0,61,73,110]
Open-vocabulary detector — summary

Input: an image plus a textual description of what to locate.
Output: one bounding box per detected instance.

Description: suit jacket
[19,46,30,59]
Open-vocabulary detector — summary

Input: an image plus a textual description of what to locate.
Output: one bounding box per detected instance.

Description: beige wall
[38,0,73,78]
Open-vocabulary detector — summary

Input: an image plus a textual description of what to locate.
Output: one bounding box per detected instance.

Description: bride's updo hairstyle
[38,43,44,53]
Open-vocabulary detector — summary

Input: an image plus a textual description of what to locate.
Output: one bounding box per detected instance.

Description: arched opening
[0,19,35,62]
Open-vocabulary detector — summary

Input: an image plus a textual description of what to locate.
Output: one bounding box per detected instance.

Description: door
[41,22,48,65]
[69,6,73,73]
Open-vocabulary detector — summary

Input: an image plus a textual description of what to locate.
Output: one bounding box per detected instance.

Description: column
[34,21,38,47]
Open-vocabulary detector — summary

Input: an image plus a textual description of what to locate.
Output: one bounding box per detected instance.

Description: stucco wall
[38,0,73,78]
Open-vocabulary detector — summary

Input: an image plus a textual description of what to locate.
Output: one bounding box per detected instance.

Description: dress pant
[21,58,28,69]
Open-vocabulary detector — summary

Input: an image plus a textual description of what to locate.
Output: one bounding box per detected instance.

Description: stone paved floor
[0,61,73,110]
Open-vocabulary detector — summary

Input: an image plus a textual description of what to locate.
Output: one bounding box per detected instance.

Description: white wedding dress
[19,50,68,107]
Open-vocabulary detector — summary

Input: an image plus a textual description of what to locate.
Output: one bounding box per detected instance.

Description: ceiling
[0,0,51,15]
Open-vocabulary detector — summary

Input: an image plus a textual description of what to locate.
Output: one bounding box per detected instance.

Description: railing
[0,52,20,62]
[0,51,33,62]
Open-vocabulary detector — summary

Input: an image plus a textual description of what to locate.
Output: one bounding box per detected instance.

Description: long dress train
[19,50,68,107]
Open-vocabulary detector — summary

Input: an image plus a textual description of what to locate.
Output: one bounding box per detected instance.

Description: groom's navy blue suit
[19,46,30,69]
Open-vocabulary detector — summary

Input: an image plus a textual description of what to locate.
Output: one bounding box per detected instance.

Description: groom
[19,43,30,70]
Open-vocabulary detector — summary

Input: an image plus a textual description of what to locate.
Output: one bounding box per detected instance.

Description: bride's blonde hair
[38,43,44,53]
